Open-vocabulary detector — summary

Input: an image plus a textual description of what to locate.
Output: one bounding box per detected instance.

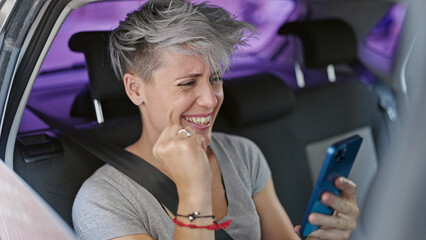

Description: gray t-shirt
[72,132,271,240]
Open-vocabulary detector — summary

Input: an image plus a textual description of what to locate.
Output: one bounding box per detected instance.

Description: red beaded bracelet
[173,218,232,231]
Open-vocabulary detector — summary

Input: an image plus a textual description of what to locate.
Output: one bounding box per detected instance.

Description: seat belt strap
[28,106,179,213]
[28,106,232,239]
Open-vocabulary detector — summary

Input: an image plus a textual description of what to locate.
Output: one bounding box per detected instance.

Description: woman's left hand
[295,177,359,240]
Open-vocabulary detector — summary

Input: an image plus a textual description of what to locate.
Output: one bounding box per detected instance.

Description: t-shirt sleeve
[72,177,148,240]
[246,139,272,197]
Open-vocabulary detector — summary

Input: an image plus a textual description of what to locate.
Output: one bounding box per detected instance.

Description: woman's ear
[123,73,144,105]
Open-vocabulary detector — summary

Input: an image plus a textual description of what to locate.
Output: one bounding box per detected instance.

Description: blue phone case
[300,135,363,237]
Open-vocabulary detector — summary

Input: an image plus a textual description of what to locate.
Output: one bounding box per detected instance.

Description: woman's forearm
[173,188,214,240]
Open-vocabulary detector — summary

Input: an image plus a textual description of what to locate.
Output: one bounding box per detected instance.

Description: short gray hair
[109,0,255,82]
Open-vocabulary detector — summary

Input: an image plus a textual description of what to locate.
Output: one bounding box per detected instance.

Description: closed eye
[178,80,196,87]
[210,76,223,84]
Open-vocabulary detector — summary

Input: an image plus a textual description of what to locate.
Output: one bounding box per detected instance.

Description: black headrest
[69,31,126,101]
[222,73,296,128]
[278,19,357,68]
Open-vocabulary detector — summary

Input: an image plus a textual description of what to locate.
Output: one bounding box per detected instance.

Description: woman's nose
[197,81,217,108]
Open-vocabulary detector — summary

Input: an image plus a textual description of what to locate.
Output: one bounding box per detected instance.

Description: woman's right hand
[152,124,212,194]
[153,124,214,240]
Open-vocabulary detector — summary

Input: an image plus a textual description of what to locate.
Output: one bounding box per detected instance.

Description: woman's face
[137,50,224,146]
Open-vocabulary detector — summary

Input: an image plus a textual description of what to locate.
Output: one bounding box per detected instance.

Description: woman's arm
[111,124,215,240]
[111,188,213,240]
[154,125,215,240]
[253,178,301,240]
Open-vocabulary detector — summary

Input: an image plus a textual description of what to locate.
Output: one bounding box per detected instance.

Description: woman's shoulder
[72,165,159,239]
[72,164,163,238]
[77,164,127,192]
[74,163,156,205]
[73,164,131,210]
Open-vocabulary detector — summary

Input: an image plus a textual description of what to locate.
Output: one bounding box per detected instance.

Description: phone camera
[336,148,346,163]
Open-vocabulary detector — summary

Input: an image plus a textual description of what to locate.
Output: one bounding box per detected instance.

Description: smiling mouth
[184,115,212,126]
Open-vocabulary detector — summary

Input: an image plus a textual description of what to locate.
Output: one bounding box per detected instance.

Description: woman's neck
[125,132,164,172]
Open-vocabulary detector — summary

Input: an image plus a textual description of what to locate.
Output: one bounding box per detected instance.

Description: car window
[0,0,45,154]
[363,3,407,71]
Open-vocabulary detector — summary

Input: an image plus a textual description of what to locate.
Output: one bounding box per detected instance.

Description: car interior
[2,0,424,239]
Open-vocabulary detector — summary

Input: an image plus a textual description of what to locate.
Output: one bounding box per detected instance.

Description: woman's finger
[159,124,184,139]
[183,126,196,137]
[294,225,300,234]
[308,227,351,240]
[177,128,192,138]
[191,133,207,151]
[309,213,356,230]
[335,177,357,201]
[294,225,323,240]
[321,192,359,217]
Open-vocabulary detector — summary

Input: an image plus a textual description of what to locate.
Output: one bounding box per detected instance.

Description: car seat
[213,19,392,231]
[68,31,142,147]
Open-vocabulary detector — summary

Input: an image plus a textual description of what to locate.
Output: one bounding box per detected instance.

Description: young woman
[72,1,359,239]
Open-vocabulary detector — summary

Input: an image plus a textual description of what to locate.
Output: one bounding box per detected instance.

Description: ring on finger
[178,128,192,137]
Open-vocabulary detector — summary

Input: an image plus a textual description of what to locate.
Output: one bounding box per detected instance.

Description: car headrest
[222,73,296,128]
[69,31,126,101]
[278,19,357,68]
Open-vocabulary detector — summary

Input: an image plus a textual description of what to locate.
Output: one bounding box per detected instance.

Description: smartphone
[300,135,363,237]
